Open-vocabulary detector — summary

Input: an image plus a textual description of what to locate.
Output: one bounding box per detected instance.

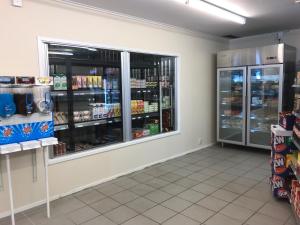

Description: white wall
[0,0,227,215]
[229,29,300,65]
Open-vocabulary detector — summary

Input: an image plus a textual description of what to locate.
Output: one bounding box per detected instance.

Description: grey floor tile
[204,213,242,225]
[214,173,238,182]
[104,206,138,224]
[188,173,210,182]
[233,177,259,188]
[75,189,106,204]
[126,197,157,213]
[161,196,193,212]
[145,178,169,189]
[184,164,204,172]
[159,173,183,182]
[143,205,176,223]
[220,203,254,222]
[178,189,206,203]
[243,188,272,202]
[182,205,215,223]
[122,215,159,225]
[245,213,285,225]
[232,196,265,211]
[172,168,194,177]
[90,197,121,214]
[174,178,199,188]
[81,216,117,225]
[131,173,155,183]
[197,196,229,212]
[161,183,187,195]
[111,190,139,204]
[162,214,199,225]
[223,182,250,195]
[130,184,155,196]
[96,183,125,196]
[203,177,228,188]
[199,168,220,176]
[258,202,291,222]
[25,210,51,225]
[43,216,75,225]
[144,168,168,177]
[192,183,218,195]
[211,189,239,202]
[114,178,139,189]
[285,216,297,225]
[50,196,86,216]
[67,206,99,225]
[144,190,172,203]
[0,217,35,225]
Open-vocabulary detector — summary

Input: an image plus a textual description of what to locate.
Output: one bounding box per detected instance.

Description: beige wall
[0,0,227,215]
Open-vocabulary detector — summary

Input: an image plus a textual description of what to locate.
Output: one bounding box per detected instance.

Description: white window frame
[38,36,181,165]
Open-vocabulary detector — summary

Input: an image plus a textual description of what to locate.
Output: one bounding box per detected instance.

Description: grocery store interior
[1,0,300,225]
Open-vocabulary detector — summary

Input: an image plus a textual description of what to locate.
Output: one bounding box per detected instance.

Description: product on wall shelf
[0,76,54,146]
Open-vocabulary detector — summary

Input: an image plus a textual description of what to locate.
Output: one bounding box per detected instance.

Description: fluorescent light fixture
[173,0,246,24]
[48,51,74,56]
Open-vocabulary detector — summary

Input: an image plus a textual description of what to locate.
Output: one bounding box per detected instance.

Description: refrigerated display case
[39,39,178,159]
[48,45,123,157]
[217,44,296,149]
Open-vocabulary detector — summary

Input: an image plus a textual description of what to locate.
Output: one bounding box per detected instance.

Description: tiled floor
[0,145,297,225]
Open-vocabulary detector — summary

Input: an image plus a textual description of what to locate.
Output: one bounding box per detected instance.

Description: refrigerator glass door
[247,65,283,148]
[48,44,123,158]
[129,53,176,140]
[217,67,246,145]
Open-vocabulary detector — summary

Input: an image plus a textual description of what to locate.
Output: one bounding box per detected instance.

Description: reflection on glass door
[217,68,245,144]
[247,65,282,147]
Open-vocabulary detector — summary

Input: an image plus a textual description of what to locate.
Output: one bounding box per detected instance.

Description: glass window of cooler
[249,67,279,146]
[219,70,244,143]
[130,53,176,140]
[48,44,123,158]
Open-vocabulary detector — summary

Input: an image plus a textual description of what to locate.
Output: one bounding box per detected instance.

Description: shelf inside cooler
[54,124,69,131]
[132,112,159,120]
[131,88,158,93]
[74,117,122,128]
[73,89,120,96]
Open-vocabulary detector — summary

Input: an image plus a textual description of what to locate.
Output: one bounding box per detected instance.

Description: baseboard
[0,142,215,218]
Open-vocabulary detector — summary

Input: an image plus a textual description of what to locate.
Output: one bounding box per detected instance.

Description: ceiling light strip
[173,0,246,24]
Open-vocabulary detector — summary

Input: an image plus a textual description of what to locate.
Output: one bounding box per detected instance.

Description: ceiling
[67,0,300,38]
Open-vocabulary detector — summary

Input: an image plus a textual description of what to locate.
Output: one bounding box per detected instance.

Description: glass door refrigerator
[217,67,246,145]
[247,65,283,148]
[217,44,296,150]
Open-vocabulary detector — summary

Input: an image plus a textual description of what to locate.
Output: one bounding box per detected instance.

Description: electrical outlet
[197,138,202,145]
[12,0,22,7]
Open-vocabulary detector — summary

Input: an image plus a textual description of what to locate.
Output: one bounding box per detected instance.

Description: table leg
[5,154,15,225]
[43,147,50,218]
